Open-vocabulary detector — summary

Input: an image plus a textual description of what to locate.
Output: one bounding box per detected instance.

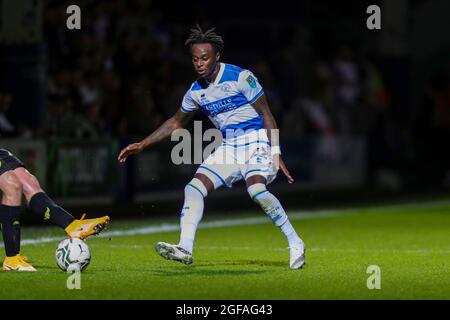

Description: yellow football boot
[3,255,37,272]
[65,214,110,240]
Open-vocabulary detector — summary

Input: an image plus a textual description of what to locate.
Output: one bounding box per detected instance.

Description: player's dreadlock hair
[185,25,224,53]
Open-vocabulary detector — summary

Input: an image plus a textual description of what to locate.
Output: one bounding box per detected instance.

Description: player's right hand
[118,142,144,163]
[276,156,294,184]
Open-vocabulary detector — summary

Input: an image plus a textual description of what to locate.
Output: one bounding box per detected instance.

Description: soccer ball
[55,238,91,272]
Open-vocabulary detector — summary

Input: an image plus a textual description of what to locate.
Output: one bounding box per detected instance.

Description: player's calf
[0,172,26,262]
[178,178,208,254]
[247,183,288,226]
[13,167,76,229]
[247,183,305,269]
[26,189,110,240]
[28,192,76,228]
[0,204,22,258]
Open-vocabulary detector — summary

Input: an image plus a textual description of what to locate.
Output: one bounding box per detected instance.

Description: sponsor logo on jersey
[202,98,236,116]
[246,75,257,88]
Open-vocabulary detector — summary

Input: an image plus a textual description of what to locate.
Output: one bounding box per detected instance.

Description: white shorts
[196,129,278,189]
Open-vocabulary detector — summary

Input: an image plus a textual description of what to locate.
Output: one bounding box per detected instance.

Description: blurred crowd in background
[1,0,449,189]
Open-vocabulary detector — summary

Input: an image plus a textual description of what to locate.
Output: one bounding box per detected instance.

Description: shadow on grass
[196,260,287,268]
[147,259,287,276]
[88,259,288,274]
[151,268,268,276]
[32,265,59,270]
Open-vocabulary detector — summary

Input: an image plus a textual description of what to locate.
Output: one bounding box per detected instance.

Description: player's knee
[247,183,268,203]
[3,173,23,199]
[247,184,279,216]
[13,168,43,197]
[22,174,42,197]
[185,178,208,199]
[248,183,287,226]
[193,173,215,193]
[248,184,278,214]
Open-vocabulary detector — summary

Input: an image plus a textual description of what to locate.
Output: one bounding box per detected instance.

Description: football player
[0,148,110,271]
[119,26,305,269]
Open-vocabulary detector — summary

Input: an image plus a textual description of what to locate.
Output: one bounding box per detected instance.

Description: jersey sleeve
[180,89,199,113]
[237,70,265,104]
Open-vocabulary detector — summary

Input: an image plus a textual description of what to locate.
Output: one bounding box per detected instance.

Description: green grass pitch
[1,199,450,300]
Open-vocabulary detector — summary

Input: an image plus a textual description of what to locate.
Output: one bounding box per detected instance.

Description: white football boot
[289,240,306,269]
[155,242,193,265]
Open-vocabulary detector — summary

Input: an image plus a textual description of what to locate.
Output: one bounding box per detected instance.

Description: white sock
[279,219,302,247]
[248,183,301,246]
[178,178,207,253]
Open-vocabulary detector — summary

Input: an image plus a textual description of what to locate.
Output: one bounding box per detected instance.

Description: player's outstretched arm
[118,109,194,163]
[252,94,294,184]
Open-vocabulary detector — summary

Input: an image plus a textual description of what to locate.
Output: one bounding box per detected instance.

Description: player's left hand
[118,142,144,163]
[273,154,294,184]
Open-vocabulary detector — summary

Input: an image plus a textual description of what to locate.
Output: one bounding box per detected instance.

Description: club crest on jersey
[200,94,209,104]
[221,83,231,92]
[246,75,257,88]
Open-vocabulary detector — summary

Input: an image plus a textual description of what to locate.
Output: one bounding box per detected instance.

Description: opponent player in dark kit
[0,148,110,271]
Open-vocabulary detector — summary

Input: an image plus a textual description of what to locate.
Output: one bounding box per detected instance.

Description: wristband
[271,146,281,155]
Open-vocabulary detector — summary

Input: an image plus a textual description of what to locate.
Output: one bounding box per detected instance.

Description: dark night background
[0,0,449,220]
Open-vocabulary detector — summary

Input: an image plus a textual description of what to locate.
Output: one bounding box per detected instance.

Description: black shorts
[0,149,25,176]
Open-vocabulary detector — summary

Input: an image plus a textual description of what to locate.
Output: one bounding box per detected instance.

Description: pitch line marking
[5,199,450,247]
[88,244,450,255]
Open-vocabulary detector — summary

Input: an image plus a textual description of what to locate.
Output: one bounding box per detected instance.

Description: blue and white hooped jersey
[180,63,266,141]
